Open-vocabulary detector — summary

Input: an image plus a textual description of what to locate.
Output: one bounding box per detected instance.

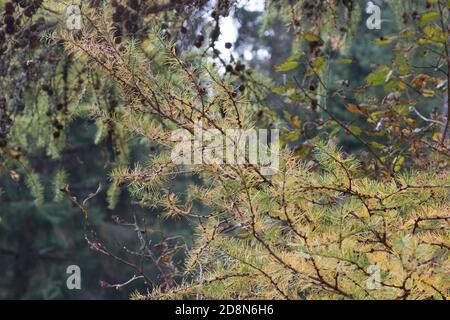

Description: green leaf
[384,80,406,92]
[286,52,303,61]
[419,11,440,27]
[366,66,390,86]
[271,86,287,95]
[373,37,393,45]
[302,32,322,43]
[275,61,299,72]
[398,29,416,38]
[306,56,326,76]
[348,125,362,136]
[394,155,405,172]
[371,142,385,150]
[423,24,446,42]
[281,131,300,143]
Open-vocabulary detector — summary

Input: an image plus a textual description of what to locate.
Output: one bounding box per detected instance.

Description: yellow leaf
[302,32,322,43]
[422,89,435,97]
[345,103,368,114]
[291,115,301,128]
[432,132,443,142]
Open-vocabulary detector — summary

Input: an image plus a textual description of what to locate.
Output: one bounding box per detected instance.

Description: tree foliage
[0,0,449,299]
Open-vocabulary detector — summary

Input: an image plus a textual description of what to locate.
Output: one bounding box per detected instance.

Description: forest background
[0,0,448,299]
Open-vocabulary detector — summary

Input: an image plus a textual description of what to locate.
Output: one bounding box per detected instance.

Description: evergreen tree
[0,0,448,299]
